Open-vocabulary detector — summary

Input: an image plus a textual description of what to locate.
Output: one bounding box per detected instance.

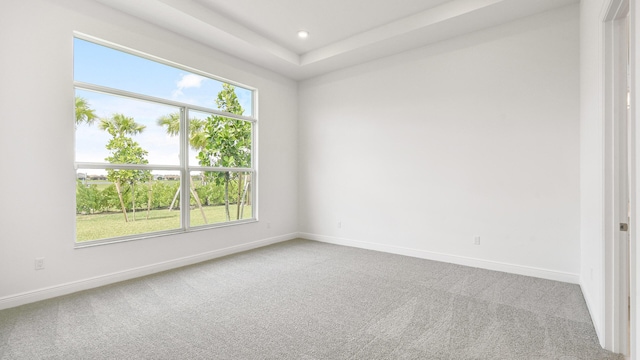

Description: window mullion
[74,162,181,171]
[180,107,190,231]
[188,166,253,172]
[251,120,257,221]
[75,81,256,123]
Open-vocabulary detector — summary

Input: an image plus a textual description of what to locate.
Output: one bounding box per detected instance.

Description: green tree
[76,181,102,214]
[101,185,121,211]
[156,84,251,222]
[198,84,251,221]
[75,96,98,126]
[100,114,151,222]
[150,181,180,209]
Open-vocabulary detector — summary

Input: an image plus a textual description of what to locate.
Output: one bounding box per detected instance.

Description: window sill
[74,218,258,249]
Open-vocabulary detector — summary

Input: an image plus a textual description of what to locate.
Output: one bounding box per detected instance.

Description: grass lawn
[76,204,252,242]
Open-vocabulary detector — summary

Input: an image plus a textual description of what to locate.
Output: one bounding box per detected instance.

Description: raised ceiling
[94,0,579,80]
[194,0,454,54]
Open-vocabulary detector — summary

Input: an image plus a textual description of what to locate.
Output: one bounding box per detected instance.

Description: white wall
[0,0,298,307]
[579,0,607,345]
[299,6,580,282]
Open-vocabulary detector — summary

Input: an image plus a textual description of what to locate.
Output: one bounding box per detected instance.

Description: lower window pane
[189,171,253,227]
[76,169,181,242]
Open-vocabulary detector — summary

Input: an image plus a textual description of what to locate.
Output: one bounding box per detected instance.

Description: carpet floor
[0,239,624,359]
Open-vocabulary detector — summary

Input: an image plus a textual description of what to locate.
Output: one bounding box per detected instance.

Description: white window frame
[73,34,258,248]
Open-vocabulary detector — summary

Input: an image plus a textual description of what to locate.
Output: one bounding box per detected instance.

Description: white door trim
[629,0,638,358]
[602,0,632,355]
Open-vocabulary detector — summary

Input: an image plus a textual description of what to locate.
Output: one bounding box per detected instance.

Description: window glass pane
[76,169,181,242]
[75,89,181,165]
[188,111,252,168]
[189,171,253,227]
[74,38,253,116]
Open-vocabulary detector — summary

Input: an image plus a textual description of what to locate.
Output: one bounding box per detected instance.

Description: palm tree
[100,113,145,137]
[157,113,209,223]
[75,96,98,126]
[156,113,180,136]
[157,113,207,150]
[100,114,149,222]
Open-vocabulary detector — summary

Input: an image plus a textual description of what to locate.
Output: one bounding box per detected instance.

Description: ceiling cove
[94,0,578,80]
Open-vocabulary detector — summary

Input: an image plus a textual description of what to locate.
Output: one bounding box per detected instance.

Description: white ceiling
[94,0,579,80]
[193,0,454,54]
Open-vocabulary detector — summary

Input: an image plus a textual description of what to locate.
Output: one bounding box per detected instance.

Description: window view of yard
[74,37,255,243]
[76,172,252,242]
[76,173,181,241]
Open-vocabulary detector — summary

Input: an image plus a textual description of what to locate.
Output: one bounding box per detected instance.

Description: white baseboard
[1,232,580,311]
[300,233,580,284]
[0,233,297,311]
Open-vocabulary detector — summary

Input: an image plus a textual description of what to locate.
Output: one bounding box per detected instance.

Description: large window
[74,36,256,245]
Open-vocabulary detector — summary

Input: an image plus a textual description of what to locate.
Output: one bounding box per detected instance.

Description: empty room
[0,0,638,359]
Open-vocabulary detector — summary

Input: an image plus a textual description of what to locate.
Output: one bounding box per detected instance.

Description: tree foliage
[100,114,150,184]
[74,94,252,218]
[75,96,98,126]
[100,114,151,221]
[156,113,207,150]
[197,84,251,168]
[197,84,252,221]
[156,84,252,222]
[76,181,104,214]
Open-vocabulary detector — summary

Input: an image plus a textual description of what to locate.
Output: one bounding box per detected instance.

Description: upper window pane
[188,110,252,168]
[73,38,253,116]
[75,89,181,165]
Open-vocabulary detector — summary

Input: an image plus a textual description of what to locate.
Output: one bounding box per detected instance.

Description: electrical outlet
[35,257,45,270]
[337,221,342,229]
[474,236,481,245]
[267,222,271,229]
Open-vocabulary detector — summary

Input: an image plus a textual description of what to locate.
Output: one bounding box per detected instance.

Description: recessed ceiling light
[297,30,309,39]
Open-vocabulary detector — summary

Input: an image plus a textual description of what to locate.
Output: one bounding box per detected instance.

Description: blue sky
[74,38,252,173]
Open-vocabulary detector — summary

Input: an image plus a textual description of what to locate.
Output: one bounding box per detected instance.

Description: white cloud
[172,74,206,98]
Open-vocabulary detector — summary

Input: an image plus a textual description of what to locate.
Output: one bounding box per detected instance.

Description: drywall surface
[578,0,608,347]
[299,6,580,281]
[0,0,298,305]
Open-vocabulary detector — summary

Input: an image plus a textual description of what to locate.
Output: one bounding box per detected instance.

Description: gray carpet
[0,239,623,359]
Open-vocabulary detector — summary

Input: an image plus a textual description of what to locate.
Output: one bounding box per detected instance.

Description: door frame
[602,0,632,355]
